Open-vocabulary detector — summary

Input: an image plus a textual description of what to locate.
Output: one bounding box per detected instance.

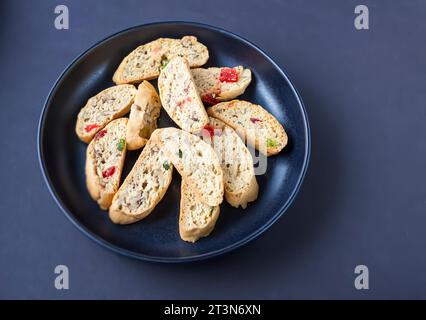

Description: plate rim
[37,21,311,263]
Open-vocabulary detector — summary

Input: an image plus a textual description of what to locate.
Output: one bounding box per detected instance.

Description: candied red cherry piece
[201,94,218,105]
[85,124,100,132]
[95,129,107,139]
[250,117,262,124]
[219,68,238,82]
[102,166,116,178]
[202,124,215,137]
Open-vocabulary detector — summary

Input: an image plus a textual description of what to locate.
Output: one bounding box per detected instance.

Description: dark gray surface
[0,0,425,299]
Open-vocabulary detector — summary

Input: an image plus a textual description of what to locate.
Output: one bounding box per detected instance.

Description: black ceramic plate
[38,22,310,262]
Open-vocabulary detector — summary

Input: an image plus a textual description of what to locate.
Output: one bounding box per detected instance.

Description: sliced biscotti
[126,81,161,150]
[109,136,173,225]
[202,117,258,209]
[179,180,220,243]
[153,127,223,206]
[192,66,251,104]
[158,57,208,133]
[207,100,288,156]
[76,84,137,143]
[85,118,128,210]
[113,36,209,84]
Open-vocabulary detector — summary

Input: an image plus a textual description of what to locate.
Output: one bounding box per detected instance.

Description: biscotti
[113,36,209,84]
[203,117,258,209]
[207,100,288,156]
[192,66,251,104]
[85,118,128,210]
[153,127,224,206]
[109,135,173,224]
[179,180,220,243]
[126,81,161,150]
[76,84,137,143]
[158,57,208,133]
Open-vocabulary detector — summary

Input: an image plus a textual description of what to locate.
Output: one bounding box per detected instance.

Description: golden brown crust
[158,57,208,133]
[113,36,209,84]
[85,118,128,210]
[192,66,252,102]
[153,127,224,206]
[179,180,220,243]
[207,100,288,156]
[108,134,173,224]
[126,81,161,150]
[204,117,259,208]
[75,85,136,143]
[225,175,258,209]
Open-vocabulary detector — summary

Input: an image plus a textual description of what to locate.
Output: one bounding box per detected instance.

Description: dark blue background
[1,0,425,299]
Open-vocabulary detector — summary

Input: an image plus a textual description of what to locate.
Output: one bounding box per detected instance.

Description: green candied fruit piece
[266,138,278,148]
[117,139,125,151]
[160,58,169,69]
[163,161,170,171]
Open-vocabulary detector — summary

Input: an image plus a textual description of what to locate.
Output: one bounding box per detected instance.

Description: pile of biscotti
[75,36,288,243]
